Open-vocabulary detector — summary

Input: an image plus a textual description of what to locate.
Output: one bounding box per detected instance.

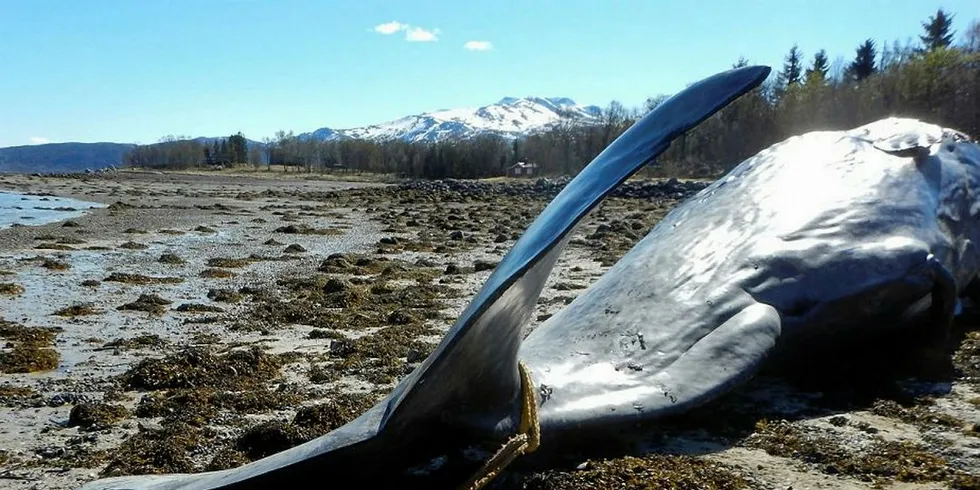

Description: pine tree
[228,132,248,164]
[733,56,749,69]
[847,39,877,81]
[805,49,829,84]
[778,45,804,88]
[920,8,956,51]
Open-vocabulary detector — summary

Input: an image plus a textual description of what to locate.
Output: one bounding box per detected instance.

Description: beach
[0,170,978,490]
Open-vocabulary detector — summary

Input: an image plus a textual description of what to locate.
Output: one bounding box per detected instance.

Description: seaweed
[68,402,129,431]
[118,294,173,315]
[105,272,183,285]
[0,282,25,295]
[54,303,101,317]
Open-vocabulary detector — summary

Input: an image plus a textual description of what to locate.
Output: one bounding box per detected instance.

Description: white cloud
[405,27,439,42]
[463,40,493,51]
[29,136,50,145]
[373,21,407,35]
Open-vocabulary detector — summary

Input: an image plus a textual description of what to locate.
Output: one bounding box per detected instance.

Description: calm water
[0,190,105,229]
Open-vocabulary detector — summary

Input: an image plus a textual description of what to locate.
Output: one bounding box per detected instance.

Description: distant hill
[0,138,265,175]
[0,142,135,174]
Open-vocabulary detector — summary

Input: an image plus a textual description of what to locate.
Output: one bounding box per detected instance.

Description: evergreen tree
[920,8,956,51]
[847,39,877,81]
[733,56,749,68]
[805,49,829,84]
[778,45,804,87]
[228,132,248,163]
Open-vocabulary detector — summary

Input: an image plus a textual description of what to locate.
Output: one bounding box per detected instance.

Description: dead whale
[77,64,773,490]
[520,117,980,440]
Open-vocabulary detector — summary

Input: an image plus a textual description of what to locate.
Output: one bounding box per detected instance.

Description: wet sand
[0,171,978,490]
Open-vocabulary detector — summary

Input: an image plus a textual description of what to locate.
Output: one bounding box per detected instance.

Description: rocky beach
[0,170,978,490]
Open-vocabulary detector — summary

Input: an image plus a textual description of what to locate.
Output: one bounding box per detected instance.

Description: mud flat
[0,172,978,490]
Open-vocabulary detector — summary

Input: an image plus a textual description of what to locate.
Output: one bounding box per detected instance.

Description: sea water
[0,190,106,229]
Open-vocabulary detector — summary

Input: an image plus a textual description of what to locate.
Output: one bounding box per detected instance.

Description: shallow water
[0,189,105,228]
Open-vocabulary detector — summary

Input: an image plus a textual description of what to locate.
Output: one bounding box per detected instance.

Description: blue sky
[1,0,977,147]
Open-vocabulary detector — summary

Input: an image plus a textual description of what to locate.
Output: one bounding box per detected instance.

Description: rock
[283,244,306,254]
[387,310,416,325]
[323,278,353,294]
[474,260,497,272]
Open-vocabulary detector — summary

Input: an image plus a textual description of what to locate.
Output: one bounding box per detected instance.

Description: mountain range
[0,96,601,174]
[299,96,602,143]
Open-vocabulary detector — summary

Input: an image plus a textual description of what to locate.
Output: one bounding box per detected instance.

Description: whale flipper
[379,64,774,438]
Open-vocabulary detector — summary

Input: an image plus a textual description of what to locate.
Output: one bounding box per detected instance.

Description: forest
[122,9,980,180]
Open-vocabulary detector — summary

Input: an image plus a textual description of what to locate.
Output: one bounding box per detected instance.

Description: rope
[458,360,540,490]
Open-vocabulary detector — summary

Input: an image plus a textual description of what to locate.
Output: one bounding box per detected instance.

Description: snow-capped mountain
[300,97,602,143]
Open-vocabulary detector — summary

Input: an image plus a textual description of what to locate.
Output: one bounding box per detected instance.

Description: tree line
[122,132,259,170]
[123,9,979,179]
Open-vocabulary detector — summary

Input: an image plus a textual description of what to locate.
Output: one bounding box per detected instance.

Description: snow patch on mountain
[300,96,602,143]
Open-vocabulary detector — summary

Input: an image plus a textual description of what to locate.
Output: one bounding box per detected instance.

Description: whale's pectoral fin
[653,302,784,413]
[529,302,784,432]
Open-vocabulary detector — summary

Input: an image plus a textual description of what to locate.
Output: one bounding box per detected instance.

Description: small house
[506,162,539,178]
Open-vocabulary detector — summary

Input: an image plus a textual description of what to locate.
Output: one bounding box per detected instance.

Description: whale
[77,62,980,490]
